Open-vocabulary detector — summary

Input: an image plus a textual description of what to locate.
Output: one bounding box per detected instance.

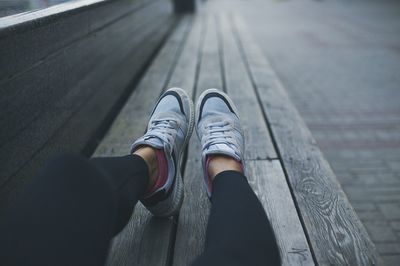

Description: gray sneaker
[131,88,194,217]
[195,89,245,197]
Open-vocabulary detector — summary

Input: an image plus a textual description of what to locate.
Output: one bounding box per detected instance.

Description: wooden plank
[247,160,314,265]
[0,15,176,214]
[166,19,202,92]
[91,17,191,266]
[172,15,222,266]
[195,16,223,92]
[217,13,313,265]
[232,15,380,265]
[218,14,276,160]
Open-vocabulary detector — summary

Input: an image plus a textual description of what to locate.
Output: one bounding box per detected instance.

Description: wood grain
[232,14,380,266]
[246,160,314,266]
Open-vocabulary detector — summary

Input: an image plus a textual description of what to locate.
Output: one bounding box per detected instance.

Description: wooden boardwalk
[93,13,378,266]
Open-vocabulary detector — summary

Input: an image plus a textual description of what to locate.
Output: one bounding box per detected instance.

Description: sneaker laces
[202,120,240,153]
[145,118,179,152]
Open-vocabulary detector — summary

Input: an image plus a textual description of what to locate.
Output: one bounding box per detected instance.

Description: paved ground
[211,0,400,264]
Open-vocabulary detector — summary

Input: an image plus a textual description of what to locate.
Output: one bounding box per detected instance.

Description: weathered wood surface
[246,160,314,265]
[231,15,379,265]
[0,0,175,213]
[219,13,313,265]
[173,14,313,266]
[91,17,191,266]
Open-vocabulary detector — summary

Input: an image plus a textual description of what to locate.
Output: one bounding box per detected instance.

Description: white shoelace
[145,118,179,152]
[202,120,240,153]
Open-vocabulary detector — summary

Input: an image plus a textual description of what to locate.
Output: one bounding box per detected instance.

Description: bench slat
[219,14,314,265]
[247,160,314,265]
[215,16,277,160]
[219,14,277,160]
[172,15,219,266]
[91,17,191,266]
[232,15,379,266]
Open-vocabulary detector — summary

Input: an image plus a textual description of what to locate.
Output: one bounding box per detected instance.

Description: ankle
[133,146,159,191]
[207,155,243,182]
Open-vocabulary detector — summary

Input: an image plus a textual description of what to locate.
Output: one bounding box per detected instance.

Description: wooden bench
[93,12,380,266]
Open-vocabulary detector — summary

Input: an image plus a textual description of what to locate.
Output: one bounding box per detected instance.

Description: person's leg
[193,89,281,265]
[131,87,195,217]
[193,169,281,266]
[0,153,149,266]
[90,153,151,233]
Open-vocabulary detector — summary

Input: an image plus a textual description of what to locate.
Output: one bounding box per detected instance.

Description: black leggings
[0,154,280,266]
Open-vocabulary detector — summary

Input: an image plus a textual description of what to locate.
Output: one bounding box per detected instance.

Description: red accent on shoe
[147,149,168,195]
[205,156,213,194]
[239,161,244,174]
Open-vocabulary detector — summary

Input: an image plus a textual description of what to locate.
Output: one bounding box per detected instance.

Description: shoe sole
[146,87,195,217]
